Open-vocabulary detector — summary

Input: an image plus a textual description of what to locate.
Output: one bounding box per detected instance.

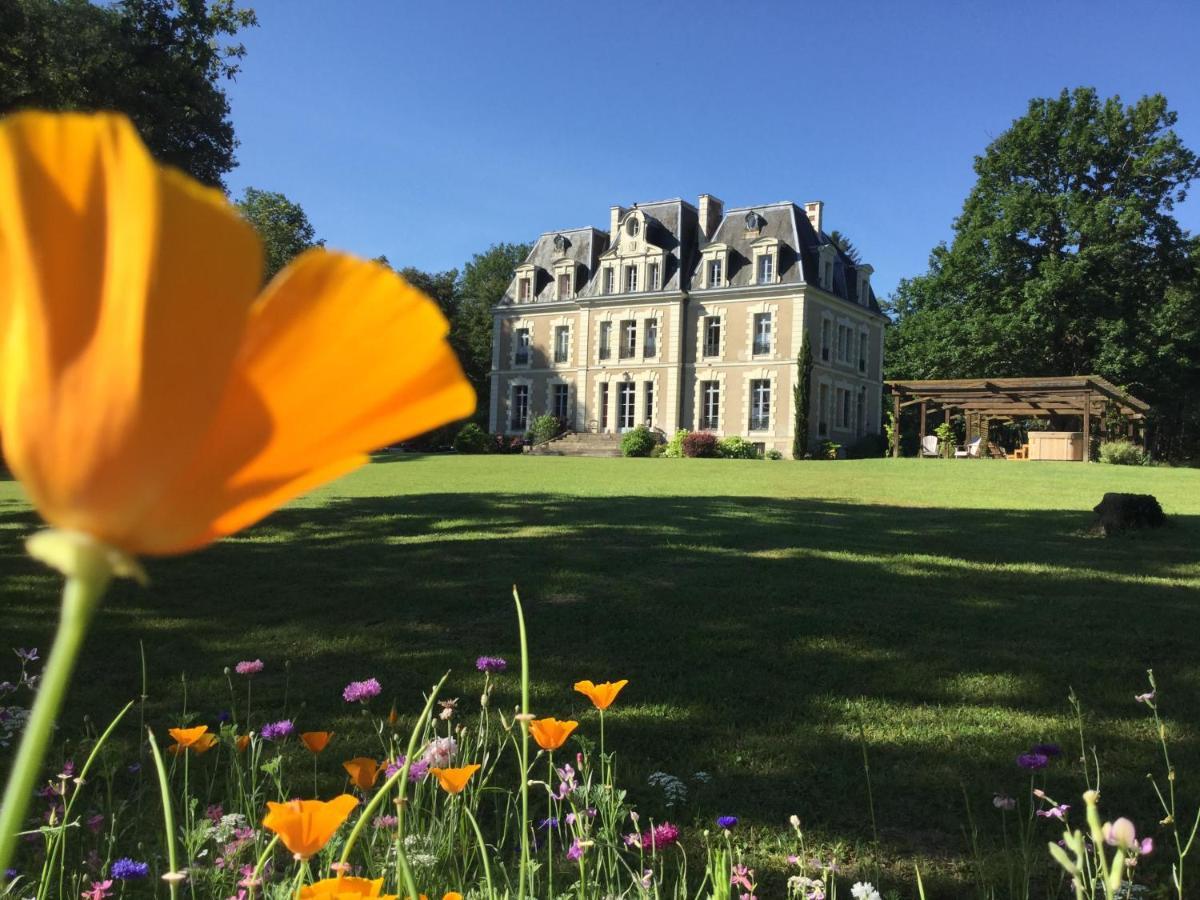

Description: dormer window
[625,265,639,293]
[709,259,723,288]
[648,262,660,291]
[744,211,765,234]
[626,217,640,238]
[603,268,614,294]
[557,273,571,299]
[518,277,531,301]
[758,255,773,284]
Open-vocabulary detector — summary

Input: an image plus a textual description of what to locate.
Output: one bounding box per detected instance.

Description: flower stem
[514,586,532,900]
[0,570,108,876]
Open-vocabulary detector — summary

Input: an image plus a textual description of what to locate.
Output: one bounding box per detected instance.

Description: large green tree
[0,0,257,187]
[235,187,322,281]
[454,242,531,398]
[886,88,1200,455]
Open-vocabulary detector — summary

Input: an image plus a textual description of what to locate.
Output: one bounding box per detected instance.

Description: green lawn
[2,457,1199,889]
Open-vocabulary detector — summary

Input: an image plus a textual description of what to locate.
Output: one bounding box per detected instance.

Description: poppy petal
[131,250,474,553]
[0,112,262,545]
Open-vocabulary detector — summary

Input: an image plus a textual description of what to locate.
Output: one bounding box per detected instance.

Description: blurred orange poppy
[299,877,396,899]
[529,718,578,751]
[167,726,209,748]
[429,764,480,795]
[192,733,219,755]
[573,679,629,711]
[262,795,358,860]
[0,111,474,558]
[342,757,381,791]
[301,731,333,754]
[235,734,251,753]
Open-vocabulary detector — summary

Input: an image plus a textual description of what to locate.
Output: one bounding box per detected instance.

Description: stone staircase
[528,431,622,457]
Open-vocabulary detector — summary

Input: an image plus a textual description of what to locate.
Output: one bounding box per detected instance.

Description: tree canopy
[235,187,323,282]
[453,242,531,399]
[0,0,257,187]
[885,88,1200,455]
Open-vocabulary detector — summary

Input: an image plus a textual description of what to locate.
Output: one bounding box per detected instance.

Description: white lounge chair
[920,435,940,457]
[954,437,982,458]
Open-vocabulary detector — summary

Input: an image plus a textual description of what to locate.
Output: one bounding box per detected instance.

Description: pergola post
[919,401,927,459]
[892,392,900,458]
[1082,390,1092,463]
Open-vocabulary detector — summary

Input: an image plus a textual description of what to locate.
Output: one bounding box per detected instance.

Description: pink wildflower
[235,660,264,676]
[81,880,113,900]
[642,822,680,851]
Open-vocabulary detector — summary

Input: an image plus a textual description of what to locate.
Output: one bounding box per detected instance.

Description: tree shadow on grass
[1,490,1198,872]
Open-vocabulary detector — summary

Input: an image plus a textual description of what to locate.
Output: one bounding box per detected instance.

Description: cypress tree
[793,330,813,459]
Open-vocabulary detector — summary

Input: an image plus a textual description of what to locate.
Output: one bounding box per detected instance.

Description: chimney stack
[609,205,627,242]
[804,201,824,235]
[698,193,724,240]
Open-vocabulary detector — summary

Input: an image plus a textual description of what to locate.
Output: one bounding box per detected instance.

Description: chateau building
[488,194,886,456]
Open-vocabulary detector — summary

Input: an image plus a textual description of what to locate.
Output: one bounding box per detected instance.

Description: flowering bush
[683,431,719,458]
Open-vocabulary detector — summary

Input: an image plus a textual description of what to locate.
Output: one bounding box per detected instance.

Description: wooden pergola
[884,376,1150,461]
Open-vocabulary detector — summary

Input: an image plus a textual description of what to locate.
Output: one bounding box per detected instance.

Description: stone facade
[488,194,886,456]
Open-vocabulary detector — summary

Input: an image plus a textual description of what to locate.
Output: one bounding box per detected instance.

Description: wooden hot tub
[1027,431,1085,461]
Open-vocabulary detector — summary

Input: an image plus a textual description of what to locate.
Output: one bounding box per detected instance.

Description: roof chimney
[609,205,627,242]
[804,201,824,235]
[698,193,724,240]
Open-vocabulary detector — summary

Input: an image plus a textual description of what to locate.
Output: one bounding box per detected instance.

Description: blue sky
[224,0,1200,297]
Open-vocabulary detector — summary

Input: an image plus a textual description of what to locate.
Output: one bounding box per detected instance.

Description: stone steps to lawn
[528,431,622,457]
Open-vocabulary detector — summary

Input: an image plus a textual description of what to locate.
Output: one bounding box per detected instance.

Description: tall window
[700,381,720,430]
[648,262,660,290]
[617,382,636,430]
[821,319,831,361]
[603,268,614,294]
[859,332,868,372]
[643,318,658,357]
[703,316,721,358]
[643,381,655,426]
[709,259,722,288]
[758,254,774,284]
[838,325,849,362]
[752,313,772,356]
[554,325,570,363]
[818,384,829,436]
[553,383,570,421]
[599,383,610,430]
[511,384,529,431]
[558,273,571,298]
[856,386,866,435]
[625,265,638,293]
[619,320,637,359]
[749,379,771,431]
[843,388,851,428]
[822,261,831,287]
[518,278,531,301]
[514,328,531,366]
[599,321,612,360]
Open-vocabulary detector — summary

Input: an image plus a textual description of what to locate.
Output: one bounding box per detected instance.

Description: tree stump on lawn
[1092,493,1167,536]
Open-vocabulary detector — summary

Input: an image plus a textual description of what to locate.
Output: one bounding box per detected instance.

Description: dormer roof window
[626,217,640,238]
[553,233,571,253]
[744,210,766,234]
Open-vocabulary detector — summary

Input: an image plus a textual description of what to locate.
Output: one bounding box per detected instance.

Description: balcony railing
[749,416,769,432]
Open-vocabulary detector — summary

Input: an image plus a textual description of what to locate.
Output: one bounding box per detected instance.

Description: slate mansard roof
[500,196,880,314]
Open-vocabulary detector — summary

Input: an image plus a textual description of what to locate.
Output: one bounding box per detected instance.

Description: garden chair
[920,435,940,457]
[954,437,982,458]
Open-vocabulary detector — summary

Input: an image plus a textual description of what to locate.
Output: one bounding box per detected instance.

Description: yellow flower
[262,795,358,860]
[299,877,396,899]
[0,111,474,558]
[342,757,381,791]
[573,679,629,711]
[529,717,578,751]
[301,731,333,754]
[429,764,480,795]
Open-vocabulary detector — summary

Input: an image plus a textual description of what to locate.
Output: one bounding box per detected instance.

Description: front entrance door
[617,382,636,431]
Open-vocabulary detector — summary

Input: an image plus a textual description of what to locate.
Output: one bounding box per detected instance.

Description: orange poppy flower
[192,733,219,755]
[262,795,358,860]
[235,734,251,753]
[301,731,333,754]
[0,111,474,558]
[573,679,629,711]
[167,726,209,749]
[298,877,396,899]
[342,757,381,791]
[429,764,481,795]
[529,718,578,751]
[443,894,463,900]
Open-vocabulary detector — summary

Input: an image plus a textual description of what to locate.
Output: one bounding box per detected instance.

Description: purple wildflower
[717,815,739,830]
[372,815,398,829]
[342,678,382,704]
[1037,803,1070,821]
[475,656,507,674]
[407,760,429,782]
[566,839,583,861]
[110,858,149,880]
[234,660,264,676]
[1031,743,1062,758]
[86,814,105,833]
[1017,752,1049,770]
[14,648,38,663]
[259,720,293,742]
[539,817,560,830]
[1135,691,1156,704]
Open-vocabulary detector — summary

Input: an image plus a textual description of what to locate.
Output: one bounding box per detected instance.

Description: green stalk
[514,586,532,900]
[339,672,448,900]
[463,804,494,898]
[0,570,110,876]
[146,729,181,900]
[245,834,280,900]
